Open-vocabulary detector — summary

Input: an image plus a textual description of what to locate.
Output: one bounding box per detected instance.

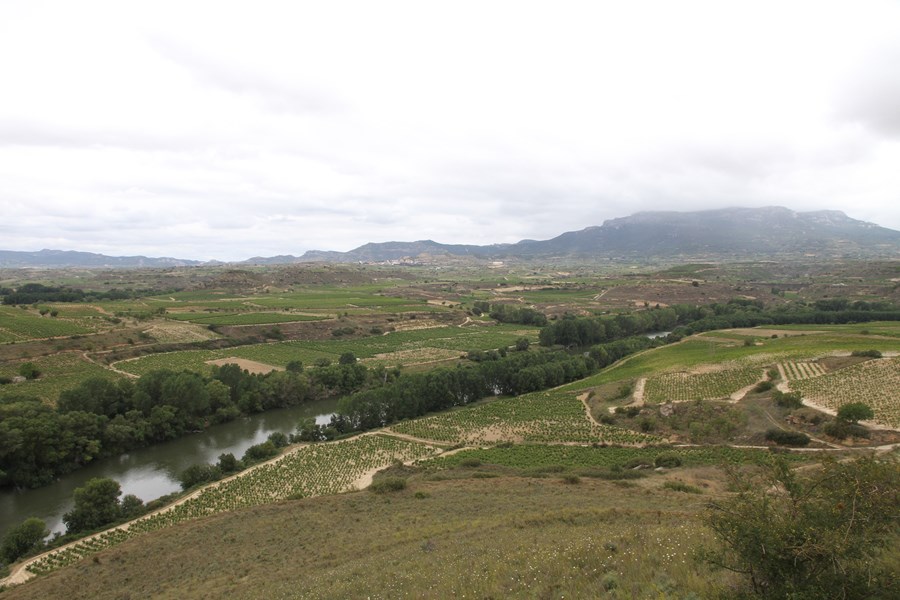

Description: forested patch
[0,361,370,489]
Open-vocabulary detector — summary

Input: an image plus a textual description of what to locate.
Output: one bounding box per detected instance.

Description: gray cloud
[0,1,898,261]
[836,42,900,138]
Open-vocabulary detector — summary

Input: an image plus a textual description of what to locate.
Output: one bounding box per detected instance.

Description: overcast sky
[2,0,899,261]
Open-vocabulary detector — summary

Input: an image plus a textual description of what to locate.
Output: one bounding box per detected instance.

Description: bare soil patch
[818,355,871,371]
[144,321,220,344]
[206,357,283,374]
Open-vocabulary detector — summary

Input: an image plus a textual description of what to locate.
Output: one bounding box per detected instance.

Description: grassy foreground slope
[2,467,736,600]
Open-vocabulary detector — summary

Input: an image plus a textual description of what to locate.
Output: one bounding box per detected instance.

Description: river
[0,398,337,536]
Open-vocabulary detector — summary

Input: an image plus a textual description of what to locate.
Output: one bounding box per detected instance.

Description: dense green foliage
[62,478,124,534]
[705,456,899,599]
[764,429,810,446]
[2,283,136,305]
[0,361,373,489]
[0,518,48,564]
[487,303,548,326]
[539,306,679,347]
[333,351,598,431]
[836,402,874,424]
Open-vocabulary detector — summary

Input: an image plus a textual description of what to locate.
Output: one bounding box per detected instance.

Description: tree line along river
[0,398,337,536]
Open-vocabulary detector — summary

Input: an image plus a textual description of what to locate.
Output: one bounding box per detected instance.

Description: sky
[1,0,899,261]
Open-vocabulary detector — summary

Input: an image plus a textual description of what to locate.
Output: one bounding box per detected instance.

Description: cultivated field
[791,357,900,427]
[390,389,658,445]
[23,434,440,577]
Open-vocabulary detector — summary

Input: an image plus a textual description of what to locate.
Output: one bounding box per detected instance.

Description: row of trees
[332,350,598,431]
[538,301,900,349]
[0,360,374,489]
[538,305,681,347]
[1,283,137,305]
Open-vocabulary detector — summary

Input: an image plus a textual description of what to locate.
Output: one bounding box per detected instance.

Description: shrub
[850,349,882,358]
[178,463,223,490]
[18,362,40,380]
[459,458,482,468]
[663,481,702,494]
[369,477,407,493]
[614,405,641,417]
[764,428,810,446]
[654,452,682,468]
[753,380,774,393]
[242,441,279,463]
[561,474,580,484]
[772,390,803,408]
[704,456,899,599]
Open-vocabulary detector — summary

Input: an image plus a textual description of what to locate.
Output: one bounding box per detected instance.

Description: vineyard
[25,434,439,577]
[778,361,826,381]
[0,352,123,402]
[642,364,764,403]
[0,306,95,343]
[389,389,658,445]
[166,312,326,326]
[428,444,813,471]
[114,324,538,375]
[790,357,900,427]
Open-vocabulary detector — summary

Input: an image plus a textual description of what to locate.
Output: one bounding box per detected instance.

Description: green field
[114,324,539,376]
[564,327,900,391]
[427,444,813,471]
[0,306,95,343]
[165,311,327,326]
[0,353,124,403]
[390,389,656,445]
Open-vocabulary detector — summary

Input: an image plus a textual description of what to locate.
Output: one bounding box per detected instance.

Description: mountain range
[2,207,898,268]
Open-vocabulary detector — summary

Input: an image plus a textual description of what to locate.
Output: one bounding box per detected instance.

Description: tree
[63,477,123,534]
[1,517,47,564]
[178,463,222,490]
[119,494,145,520]
[18,362,39,380]
[836,402,874,424]
[339,352,357,365]
[515,337,530,352]
[704,456,899,599]
[216,452,242,474]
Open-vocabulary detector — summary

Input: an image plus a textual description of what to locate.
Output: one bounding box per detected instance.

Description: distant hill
[288,207,900,263]
[0,249,205,269]
[3,207,898,267]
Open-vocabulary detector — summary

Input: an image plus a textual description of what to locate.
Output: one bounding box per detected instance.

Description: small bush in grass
[369,477,407,493]
[459,458,482,468]
[753,380,774,393]
[639,417,656,432]
[823,420,869,440]
[561,474,580,484]
[596,470,645,481]
[850,349,881,358]
[598,413,616,425]
[773,390,803,408]
[663,481,703,494]
[764,429,810,446]
[654,452,682,468]
[615,405,641,417]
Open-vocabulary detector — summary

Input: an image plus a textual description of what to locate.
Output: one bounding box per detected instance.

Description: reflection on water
[0,399,337,535]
